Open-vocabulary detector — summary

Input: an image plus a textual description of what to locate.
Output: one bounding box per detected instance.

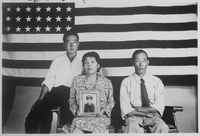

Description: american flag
[2,1,197,88]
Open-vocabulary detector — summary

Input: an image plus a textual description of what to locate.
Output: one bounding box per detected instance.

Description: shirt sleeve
[120,77,136,120]
[151,78,165,116]
[41,57,58,91]
[69,77,79,116]
[104,80,115,118]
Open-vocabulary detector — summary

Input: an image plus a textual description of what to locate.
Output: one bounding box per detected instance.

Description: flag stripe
[78,31,197,42]
[2,31,197,43]
[2,75,197,86]
[3,39,197,51]
[2,48,197,61]
[3,66,197,78]
[74,5,197,16]
[101,66,197,76]
[75,1,196,8]
[76,22,197,32]
[75,14,197,25]
[2,57,197,69]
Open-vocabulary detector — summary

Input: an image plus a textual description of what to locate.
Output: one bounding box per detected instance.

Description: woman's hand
[96,108,106,117]
[76,111,82,117]
[100,108,107,116]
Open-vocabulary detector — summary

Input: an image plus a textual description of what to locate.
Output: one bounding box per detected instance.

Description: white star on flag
[36,16,42,22]
[55,26,61,32]
[56,16,62,22]
[25,26,31,32]
[45,26,51,32]
[16,7,21,12]
[16,26,21,32]
[66,6,72,12]
[56,6,62,12]
[6,26,11,31]
[66,16,72,22]
[26,7,31,12]
[46,16,52,22]
[16,16,21,22]
[65,25,71,31]
[35,26,41,32]
[26,16,32,22]
[36,6,41,12]
[6,16,11,21]
[7,7,11,12]
[46,6,51,12]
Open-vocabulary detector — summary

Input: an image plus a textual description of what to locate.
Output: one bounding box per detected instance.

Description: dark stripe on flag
[75,5,197,16]
[77,22,197,32]
[2,75,197,86]
[3,39,197,51]
[102,57,198,67]
[3,75,43,86]
[107,75,197,86]
[3,57,197,69]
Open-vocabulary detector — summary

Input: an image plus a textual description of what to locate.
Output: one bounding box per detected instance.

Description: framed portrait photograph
[79,90,100,116]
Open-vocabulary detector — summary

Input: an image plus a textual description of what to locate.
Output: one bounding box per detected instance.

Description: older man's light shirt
[42,53,82,91]
[120,73,165,119]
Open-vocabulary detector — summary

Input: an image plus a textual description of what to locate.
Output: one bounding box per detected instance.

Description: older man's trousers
[123,112,169,133]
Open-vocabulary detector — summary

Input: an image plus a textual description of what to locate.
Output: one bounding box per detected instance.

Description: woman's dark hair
[82,51,101,73]
[63,28,79,43]
[132,49,149,61]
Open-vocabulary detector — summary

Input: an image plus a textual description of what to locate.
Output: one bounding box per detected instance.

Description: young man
[25,29,82,133]
[120,49,169,133]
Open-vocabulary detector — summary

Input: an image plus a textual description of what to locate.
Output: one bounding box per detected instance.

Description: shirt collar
[133,73,148,83]
[65,53,78,63]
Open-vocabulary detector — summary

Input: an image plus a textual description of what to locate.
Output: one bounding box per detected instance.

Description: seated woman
[69,51,115,133]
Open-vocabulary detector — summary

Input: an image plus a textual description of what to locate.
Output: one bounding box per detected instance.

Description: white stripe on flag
[75,0,196,8]
[79,31,197,42]
[3,34,63,43]
[102,66,198,76]
[76,14,197,25]
[3,31,197,43]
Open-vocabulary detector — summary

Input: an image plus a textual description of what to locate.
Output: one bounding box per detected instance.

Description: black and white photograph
[1,0,199,134]
[79,91,100,116]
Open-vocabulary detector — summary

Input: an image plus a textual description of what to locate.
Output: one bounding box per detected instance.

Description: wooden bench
[52,76,183,133]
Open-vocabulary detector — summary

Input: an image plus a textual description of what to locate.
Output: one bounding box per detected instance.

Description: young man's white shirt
[42,53,82,91]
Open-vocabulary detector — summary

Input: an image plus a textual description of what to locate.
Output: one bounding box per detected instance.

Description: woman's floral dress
[69,74,115,133]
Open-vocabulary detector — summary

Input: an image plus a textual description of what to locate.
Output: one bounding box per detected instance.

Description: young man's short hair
[63,28,79,43]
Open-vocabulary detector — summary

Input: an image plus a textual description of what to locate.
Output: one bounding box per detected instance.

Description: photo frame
[79,90,100,116]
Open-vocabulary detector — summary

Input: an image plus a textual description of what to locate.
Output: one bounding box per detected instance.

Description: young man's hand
[31,100,42,111]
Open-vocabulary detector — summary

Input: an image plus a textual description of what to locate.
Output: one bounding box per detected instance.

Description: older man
[120,49,169,133]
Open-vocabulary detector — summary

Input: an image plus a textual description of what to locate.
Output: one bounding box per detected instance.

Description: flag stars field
[3,3,74,33]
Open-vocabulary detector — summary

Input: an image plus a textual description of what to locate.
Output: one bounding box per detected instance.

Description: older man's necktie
[140,78,150,107]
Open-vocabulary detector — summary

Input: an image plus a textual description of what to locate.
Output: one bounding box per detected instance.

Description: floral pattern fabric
[69,74,115,133]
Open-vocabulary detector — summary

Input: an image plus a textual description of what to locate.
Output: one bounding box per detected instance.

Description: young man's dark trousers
[25,86,74,133]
